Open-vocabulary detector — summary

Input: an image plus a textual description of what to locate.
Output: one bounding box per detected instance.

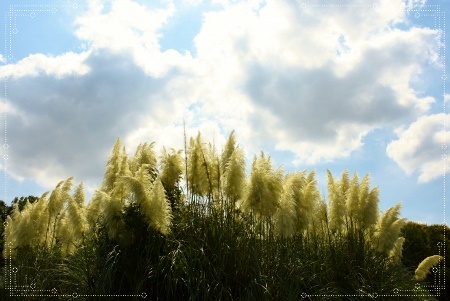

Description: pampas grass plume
[389,236,405,264]
[274,192,296,237]
[346,172,360,223]
[130,142,157,175]
[223,147,246,202]
[48,180,64,219]
[374,203,405,254]
[122,167,172,235]
[362,186,379,229]
[86,190,106,230]
[146,179,172,235]
[327,170,347,231]
[243,152,283,219]
[101,138,123,192]
[101,191,125,240]
[415,255,443,281]
[160,148,183,193]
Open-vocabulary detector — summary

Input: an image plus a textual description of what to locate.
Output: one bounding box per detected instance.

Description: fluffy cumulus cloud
[0,0,444,193]
[192,0,439,164]
[387,113,448,183]
[0,51,91,79]
[0,0,196,191]
[74,0,194,77]
[1,49,180,188]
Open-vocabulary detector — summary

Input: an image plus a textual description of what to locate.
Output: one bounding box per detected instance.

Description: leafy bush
[402,222,449,300]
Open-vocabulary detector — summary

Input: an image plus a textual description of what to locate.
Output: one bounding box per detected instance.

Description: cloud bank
[0,0,445,194]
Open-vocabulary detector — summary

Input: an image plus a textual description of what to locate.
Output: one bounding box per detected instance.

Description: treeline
[401,222,449,299]
[0,131,447,300]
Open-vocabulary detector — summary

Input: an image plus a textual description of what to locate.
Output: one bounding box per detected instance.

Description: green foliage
[10,195,39,212]
[401,222,450,300]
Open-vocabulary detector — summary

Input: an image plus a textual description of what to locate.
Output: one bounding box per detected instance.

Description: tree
[402,222,449,300]
[0,200,8,266]
[11,196,39,212]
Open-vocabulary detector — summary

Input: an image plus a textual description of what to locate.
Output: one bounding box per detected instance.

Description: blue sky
[0,0,448,225]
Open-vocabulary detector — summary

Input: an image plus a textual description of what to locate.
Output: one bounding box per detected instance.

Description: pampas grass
[101,139,123,192]
[222,147,246,204]
[145,179,173,235]
[389,236,405,264]
[187,133,209,199]
[2,130,435,300]
[121,166,172,235]
[242,152,283,220]
[327,169,347,232]
[346,172,360,226]
[160,148,183,194]
[415,255,444,281]
[373,203,405,254]
[130,142,157,177]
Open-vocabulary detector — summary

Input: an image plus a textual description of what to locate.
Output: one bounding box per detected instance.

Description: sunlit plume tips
[415,255,444,281]
[222,147,246,203]
[243,152,283,219]
[122,167,172,235]
[160,148,183,193]
[389,236,405,264]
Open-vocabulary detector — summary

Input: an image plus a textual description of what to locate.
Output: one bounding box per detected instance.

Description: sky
[0,0,448,225]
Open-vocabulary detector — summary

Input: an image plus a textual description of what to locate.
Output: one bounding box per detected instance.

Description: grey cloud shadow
[5,49,177,185]
[242,59,417,144]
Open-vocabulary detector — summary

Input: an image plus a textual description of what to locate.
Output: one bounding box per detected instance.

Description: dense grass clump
[1,131,442,300]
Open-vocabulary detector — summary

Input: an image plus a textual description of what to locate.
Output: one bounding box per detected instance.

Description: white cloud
[74,0,196,77]
[190,0,439,164]
[406,0,427,9]
[0,51,90,79]
[446,94,450,101]
[386,114,449,183]
[0,0,443,194]
[182,0,204,5]
[1,49,185,190]
[0,100,14,114]
[76,0,174,52]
